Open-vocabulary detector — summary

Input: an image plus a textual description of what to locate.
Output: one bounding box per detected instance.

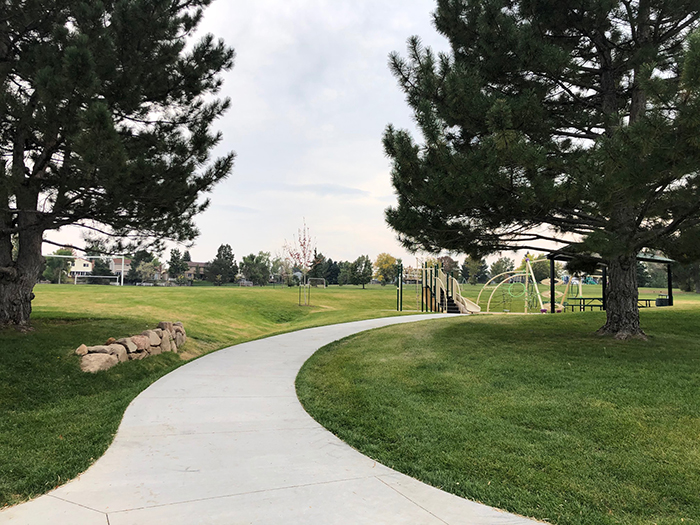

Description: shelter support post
[549,257,555,314]
[602,267,607,311]
[667,264,674,306]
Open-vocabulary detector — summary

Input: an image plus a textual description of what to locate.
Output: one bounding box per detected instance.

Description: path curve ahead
[2,315,540,524]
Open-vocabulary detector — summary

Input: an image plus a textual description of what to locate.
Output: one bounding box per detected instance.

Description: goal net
[75,275,121,286]
[308,278,326,288]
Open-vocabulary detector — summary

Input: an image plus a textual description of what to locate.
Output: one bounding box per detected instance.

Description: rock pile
[77,322,187,373]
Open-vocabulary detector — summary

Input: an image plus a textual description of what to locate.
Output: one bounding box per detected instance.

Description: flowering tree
[284,219,316,285]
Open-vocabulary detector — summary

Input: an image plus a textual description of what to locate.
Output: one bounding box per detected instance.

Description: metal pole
[399,264,403,312]
[549,257,555,314]
[667,263,674,306]
[524,258,530,315]
[121,256,125,286]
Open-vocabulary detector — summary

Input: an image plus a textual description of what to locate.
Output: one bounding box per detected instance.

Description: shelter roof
[546,246,674,265]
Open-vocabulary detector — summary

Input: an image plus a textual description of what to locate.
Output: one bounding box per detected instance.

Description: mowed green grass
[297,305,700,525]
[0,283,404,508]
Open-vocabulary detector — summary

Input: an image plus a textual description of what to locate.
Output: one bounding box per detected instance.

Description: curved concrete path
[2,315,540,524]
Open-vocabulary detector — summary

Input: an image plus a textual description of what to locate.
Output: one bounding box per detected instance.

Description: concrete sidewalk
[1,315,540,524]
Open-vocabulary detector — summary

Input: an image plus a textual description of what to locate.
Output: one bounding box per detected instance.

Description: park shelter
[545,247,674,314]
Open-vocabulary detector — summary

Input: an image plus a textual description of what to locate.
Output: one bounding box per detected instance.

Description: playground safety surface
[1,315,541,524]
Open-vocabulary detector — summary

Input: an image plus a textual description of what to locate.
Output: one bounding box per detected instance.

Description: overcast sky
[190,0,450,266]
[47,1,483,266]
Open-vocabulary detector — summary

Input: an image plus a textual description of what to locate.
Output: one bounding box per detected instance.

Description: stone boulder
[142,330,161,346]
[172,325,186,347]
[149,345,162,356]
[107,344,128,362]
[129,350,149,360]
[117,338,138,353]
[105,337,117,345]
[81,354,118,373]
[158,321,174,335]
[75,344,88,356]
[86,345,111,354]
[160,331,172,353]
[131,335,151,351]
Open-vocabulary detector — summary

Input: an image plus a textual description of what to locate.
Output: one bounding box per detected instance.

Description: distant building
[109,258,132,277]
[69,258,93,277]
[185,261,208,280]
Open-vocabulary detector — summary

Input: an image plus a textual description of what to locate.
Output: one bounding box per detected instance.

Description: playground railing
[435,276,447,312]
[437,268,481,314]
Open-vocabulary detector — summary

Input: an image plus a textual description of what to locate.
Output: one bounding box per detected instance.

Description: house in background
[69,258,93,278]
[109,258,132,278]
[185,261,208,280]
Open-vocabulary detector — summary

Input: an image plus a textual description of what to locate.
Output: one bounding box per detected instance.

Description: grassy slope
[297,300,700,525]
[0,283,403,507]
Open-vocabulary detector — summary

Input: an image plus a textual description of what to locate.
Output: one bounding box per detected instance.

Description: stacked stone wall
[76,322,187,372]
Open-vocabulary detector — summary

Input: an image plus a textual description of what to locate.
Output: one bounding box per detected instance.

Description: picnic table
[564,298,604,312]
[564,297,655,311]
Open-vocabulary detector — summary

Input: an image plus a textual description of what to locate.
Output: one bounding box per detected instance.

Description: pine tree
[324,259,340,285]
[168,249,188,279]
[385,1,700,338]
[205,244,237,284]
[307,249,326,279]
[1,0,235,326]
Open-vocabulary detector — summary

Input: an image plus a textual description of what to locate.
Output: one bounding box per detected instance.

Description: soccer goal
[75,274,121,286]
[44,253,127,286]
[308,278,326,288]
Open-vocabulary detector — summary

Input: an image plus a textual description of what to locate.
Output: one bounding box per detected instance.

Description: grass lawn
[0,283,404,508]
[297,302,700,525]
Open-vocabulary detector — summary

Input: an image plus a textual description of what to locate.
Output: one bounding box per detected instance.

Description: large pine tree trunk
[597,254,646,339]
[0,271,38,327]
[0,227,44,328]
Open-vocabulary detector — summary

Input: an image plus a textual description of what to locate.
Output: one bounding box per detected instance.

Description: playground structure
[395,250,676,315]
[476,258,570,313]
[478,250,676,314]
[396,262,481,314]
